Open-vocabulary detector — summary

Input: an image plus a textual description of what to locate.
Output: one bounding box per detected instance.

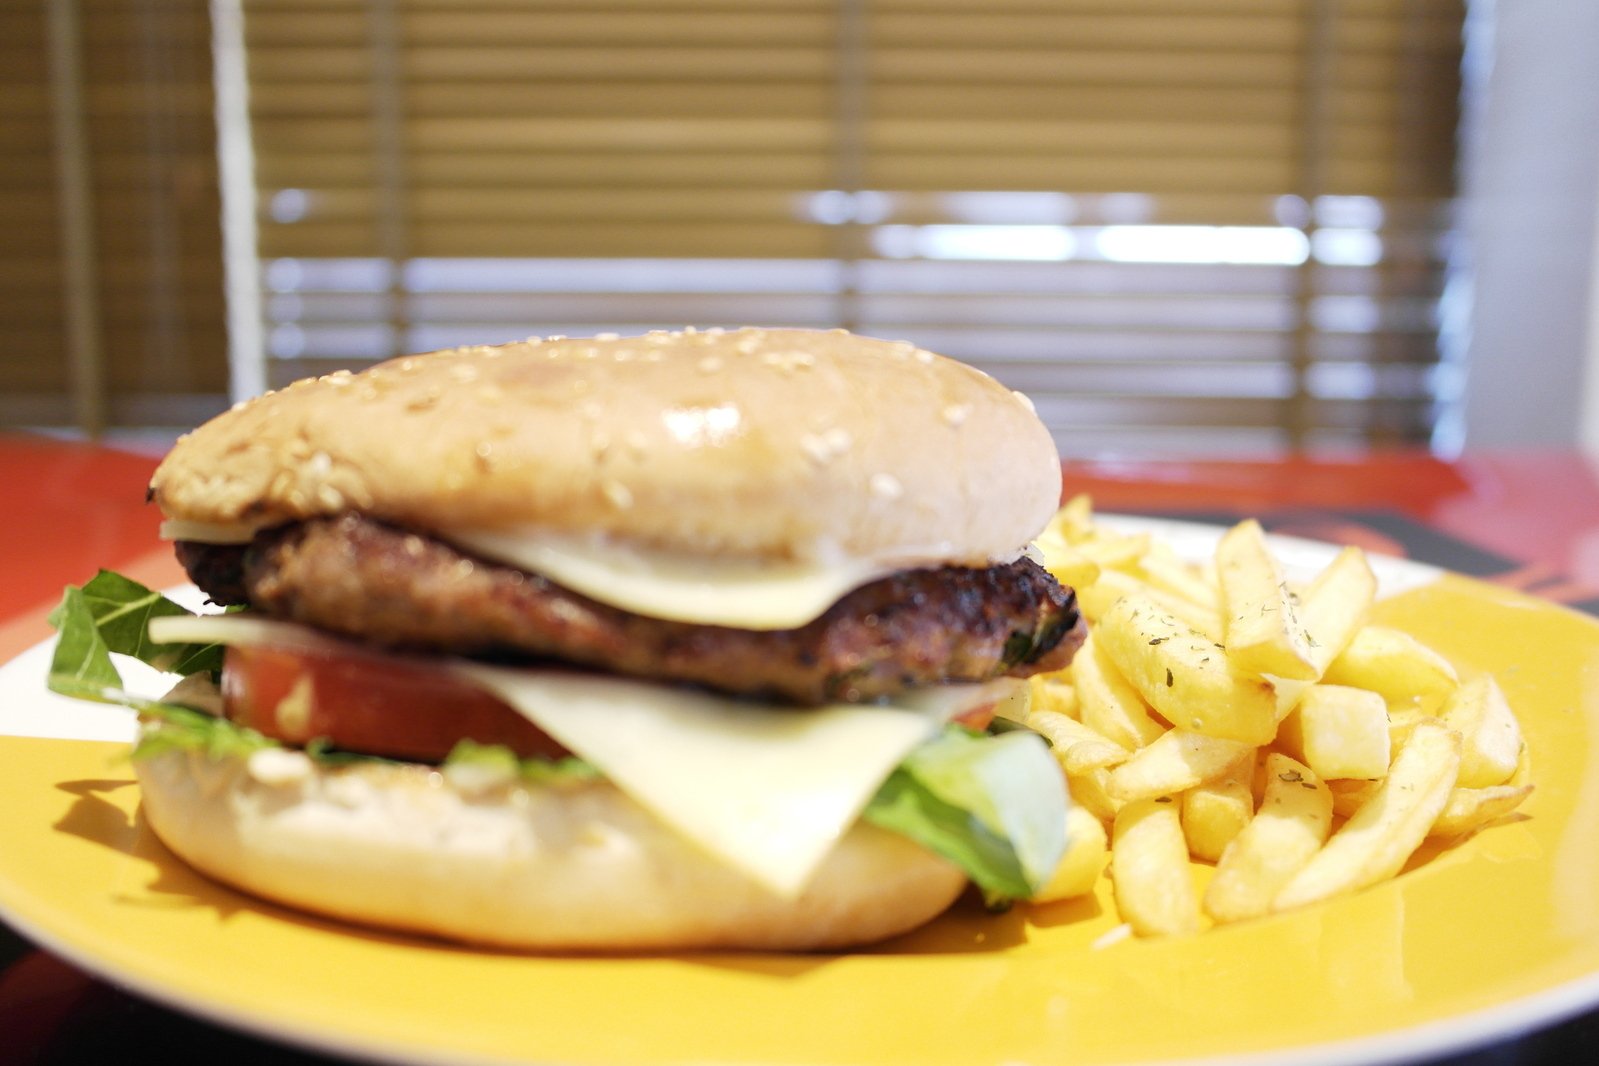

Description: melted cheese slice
[147,614,1003,896]
[160,519,962,630]
[454,663,982,896]
[447,529,897,630]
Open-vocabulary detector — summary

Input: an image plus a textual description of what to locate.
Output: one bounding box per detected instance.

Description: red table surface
[3,431,1599,1063]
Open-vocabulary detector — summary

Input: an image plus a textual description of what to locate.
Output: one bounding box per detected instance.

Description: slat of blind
[0,2,71,405]
[0,0,228,416]
[238,0,1462,455]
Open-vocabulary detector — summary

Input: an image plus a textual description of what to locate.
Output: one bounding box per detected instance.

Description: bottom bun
[134,749,968,951]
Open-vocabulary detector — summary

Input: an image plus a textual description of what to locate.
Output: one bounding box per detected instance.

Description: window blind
[0,0,227,431]
[12,0,1465,457]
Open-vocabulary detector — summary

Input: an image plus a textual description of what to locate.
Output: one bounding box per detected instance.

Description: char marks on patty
[177,513,1083,705]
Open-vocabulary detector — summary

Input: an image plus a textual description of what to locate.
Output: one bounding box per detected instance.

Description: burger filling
[176,512,1084,705]
[49,518,1083,903]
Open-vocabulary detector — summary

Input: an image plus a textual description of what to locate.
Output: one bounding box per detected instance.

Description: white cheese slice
[146,613,1006,896]
[454,663,975,897]
[160,519,996,630]
[447,528,899,631]
[159,518,265,545]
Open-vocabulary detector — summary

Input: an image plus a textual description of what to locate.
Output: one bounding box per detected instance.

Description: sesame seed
[595,332,620,341]
[406,391,441,412]
[870,473,904,499]
[450,363,480,383]
[1012,389,1037,413]
[698,356,724,374]
[601,480,634,508]
[941,403,972,426]
[800,426,854,464]
[762,349,815,371]
[246,749,312,787]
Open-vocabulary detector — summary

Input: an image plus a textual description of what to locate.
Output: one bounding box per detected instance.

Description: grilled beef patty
[178,513,1083,704]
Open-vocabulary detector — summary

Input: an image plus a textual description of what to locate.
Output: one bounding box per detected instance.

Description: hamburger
[92,327,1085,950]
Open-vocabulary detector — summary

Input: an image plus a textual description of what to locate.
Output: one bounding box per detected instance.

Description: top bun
[151,328,1062,564]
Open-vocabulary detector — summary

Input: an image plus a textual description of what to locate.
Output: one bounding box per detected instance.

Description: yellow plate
[2,570,1598,1064]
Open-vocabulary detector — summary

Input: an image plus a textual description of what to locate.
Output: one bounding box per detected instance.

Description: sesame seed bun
[150,328,1062,565]
[134,749,968,952]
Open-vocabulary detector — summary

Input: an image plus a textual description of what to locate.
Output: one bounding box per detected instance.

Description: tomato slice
[950,701,997,731]
[222,645,570,764]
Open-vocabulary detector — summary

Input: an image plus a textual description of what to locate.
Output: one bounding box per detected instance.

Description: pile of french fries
[1026,496,1533,936]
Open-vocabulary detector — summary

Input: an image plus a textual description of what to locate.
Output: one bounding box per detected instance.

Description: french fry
[1020,496,1532,933]
[1105,728,1254,804]
[1074,569,1143,624]
[1053,493,1096,538]
[1509,737,1533,787]
[1096,594,1279,745]
[1112,797,1203,936]
[1205,753,1333,923]
[1138,543,1221,614]
[1328,777,1382,819]
[1034,535,1103,592]
[1077,530,1153,570]
[1298,546,1378,678]
[1027,709,1131,776]
[1275,684,1392,781]
[1033,804,1111,902]
[1440,675,1523,788]
[1145,591,1223,644]
[1181,752,1255,862]
[1068,766,1123,823]
[1429,782,1534,840]
[1073,633,1168,750]
[1322,625,1459,713]
[1215,519,1318,681]
[1027,675,1080,719]
[1273,720,1461,911]
[1385,705,1430,752]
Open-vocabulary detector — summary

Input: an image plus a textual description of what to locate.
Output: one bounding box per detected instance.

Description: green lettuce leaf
[863,726,1067,906]
[46,585,126,702]
[131,701,278,762]
[444,738,603,787]
[46,570,224,701]
[124,710,603,788]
